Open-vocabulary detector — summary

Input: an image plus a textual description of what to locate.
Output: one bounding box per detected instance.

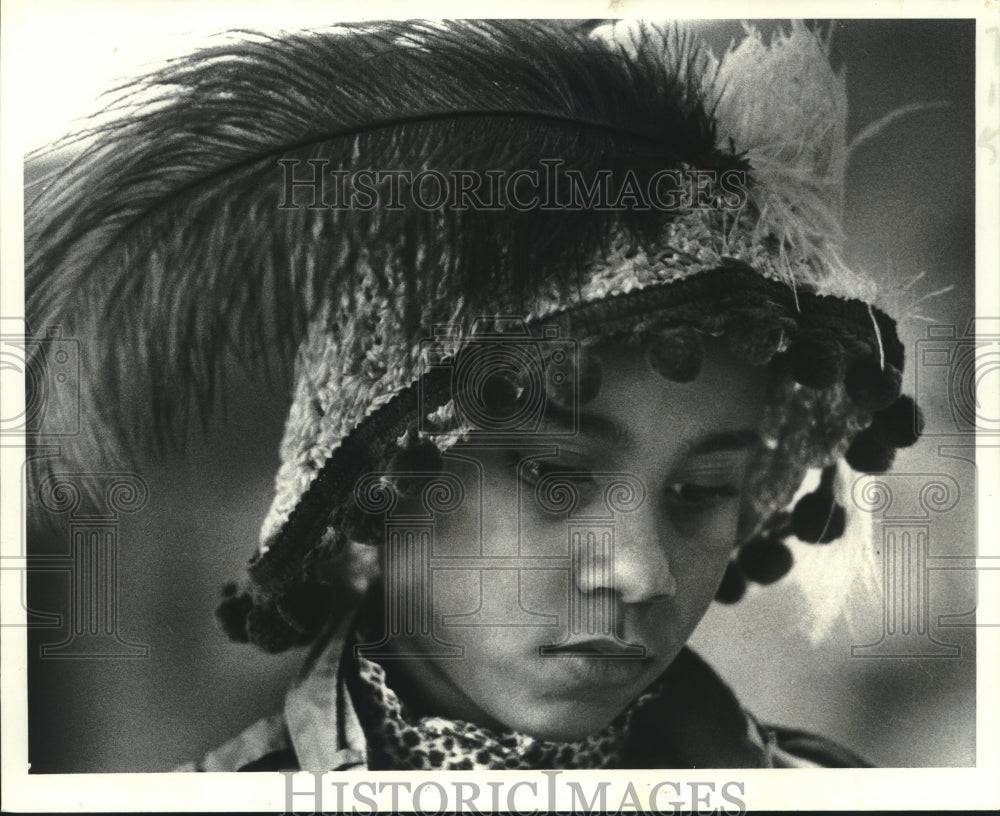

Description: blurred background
[18,15,977,771]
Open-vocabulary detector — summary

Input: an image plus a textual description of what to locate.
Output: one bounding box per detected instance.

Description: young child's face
[378,339,769,740]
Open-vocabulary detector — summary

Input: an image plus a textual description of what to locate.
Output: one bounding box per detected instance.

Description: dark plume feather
[25,20,741,503]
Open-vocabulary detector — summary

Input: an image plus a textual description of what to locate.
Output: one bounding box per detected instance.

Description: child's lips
[543,637,651,657]
[538,637,658,690]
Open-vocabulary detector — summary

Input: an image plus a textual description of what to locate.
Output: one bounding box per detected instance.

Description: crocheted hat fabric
[251,22,894,588]
[25,21,917,652]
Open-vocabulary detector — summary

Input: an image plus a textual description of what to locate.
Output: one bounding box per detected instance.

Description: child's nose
[571,507,677,605]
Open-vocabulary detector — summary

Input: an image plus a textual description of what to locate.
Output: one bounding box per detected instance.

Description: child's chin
[493,699,623,742]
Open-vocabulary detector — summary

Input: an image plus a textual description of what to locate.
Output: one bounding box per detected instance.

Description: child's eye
[522,459,596,487]
[664,482,740,507]
[511,453,600,510]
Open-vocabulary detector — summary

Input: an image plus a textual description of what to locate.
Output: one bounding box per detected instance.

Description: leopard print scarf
[349,653,663,770]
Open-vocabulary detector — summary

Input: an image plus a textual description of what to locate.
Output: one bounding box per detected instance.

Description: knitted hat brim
[248,264,898,597]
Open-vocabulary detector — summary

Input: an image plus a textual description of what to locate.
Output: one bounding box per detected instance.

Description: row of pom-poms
[450,320,925,480]
[216,550,367,653]
[548,322,924,473]
[715,333,925,605]
[325,321,929,604]
[346,398,926,609]
[219,319,926,642]
[479,320,918,468]
[714,401,923,605]
[216,417,926,646]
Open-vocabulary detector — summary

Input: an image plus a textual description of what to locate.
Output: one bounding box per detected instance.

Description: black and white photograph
[2,2,997,812]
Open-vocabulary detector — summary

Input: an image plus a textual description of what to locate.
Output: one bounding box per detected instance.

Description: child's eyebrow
[685,429,762,457]
[541,406,761,456]
[542,404,633,446]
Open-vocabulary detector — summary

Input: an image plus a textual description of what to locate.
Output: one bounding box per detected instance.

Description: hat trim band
[248,264,898,595]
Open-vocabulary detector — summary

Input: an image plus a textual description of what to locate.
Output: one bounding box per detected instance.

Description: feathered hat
[26,20,923,652]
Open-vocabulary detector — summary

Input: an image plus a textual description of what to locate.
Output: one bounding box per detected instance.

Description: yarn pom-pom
[546,349,603,408]
[337,501,385,546]
[844,359,902,411]
[715,561,747,604]
[246,602,302,653]
[792,491,846,544]
[726,313,785,367]
[275,583,333,636]
[388,436,445,496]
[215,583,252,643]
[845,425,897,473]
[302,526,350,580]
[873,394,925,449]
[736,536,794,585]
[478,370,524,422]
[788,333,845,389]
[647,325,704,383]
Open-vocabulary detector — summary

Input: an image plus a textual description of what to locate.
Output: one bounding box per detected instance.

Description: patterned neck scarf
[348,652,663,771]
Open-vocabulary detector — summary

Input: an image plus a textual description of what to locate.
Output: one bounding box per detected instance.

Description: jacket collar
[284,617,774,770]
[284,614,367,771]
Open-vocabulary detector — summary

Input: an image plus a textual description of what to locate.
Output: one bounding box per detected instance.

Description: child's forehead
[460,348,768,456]
[587,334,770,399]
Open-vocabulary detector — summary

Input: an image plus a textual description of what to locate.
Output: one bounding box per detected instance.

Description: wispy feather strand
[25,20,743,503]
